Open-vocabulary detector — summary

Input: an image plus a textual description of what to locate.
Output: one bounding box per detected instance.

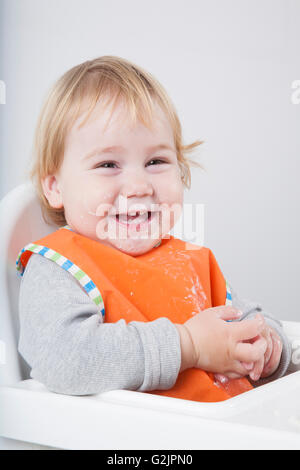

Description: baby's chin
[65,222,162,256]
[101,237,161,256]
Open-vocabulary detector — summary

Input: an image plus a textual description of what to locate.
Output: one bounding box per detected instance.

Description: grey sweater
[18,253,292,396]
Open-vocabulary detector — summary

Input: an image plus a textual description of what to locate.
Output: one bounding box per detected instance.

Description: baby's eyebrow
[82,144,176,161]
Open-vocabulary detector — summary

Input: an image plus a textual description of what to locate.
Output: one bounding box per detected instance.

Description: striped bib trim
[16,227,105,319]
[225,281,232,306]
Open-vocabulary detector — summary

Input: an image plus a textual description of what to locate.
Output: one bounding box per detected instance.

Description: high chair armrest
[1,320,300,449]
[1,375,300,450]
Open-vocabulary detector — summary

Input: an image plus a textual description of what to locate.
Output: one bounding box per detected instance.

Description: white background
[0,0,299,320]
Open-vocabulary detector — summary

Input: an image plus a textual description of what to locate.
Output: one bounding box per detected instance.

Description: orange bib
[17,226,252,402]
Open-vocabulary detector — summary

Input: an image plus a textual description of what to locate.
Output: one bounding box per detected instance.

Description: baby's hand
[242,317,283,381]
[176,306,267,377]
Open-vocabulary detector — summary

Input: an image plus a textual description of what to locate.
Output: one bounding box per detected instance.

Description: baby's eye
[94,158,168,169]
[147,158,168,166]
[95,161,118,169]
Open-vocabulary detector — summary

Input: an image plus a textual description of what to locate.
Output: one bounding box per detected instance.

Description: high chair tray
[1,369,300,450]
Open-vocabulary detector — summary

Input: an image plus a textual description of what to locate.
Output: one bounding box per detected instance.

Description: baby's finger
[245,336,268,381]
[263,329,273,365]
[215,371,246,381]
[261,331,283,378]
[227,372,247,379]
[227,359,257,378]
[235,336,267,363]
[231,314,266,341]
[249,356,264,381]
[214,374,229,384]
[241,361,254,371]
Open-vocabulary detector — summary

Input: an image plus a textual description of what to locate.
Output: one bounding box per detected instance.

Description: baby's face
[48,98,184,256]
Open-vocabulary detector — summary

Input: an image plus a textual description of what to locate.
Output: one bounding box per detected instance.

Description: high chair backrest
[0,183,56,386]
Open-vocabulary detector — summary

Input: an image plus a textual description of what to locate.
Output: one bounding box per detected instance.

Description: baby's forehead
[68,97,171,139]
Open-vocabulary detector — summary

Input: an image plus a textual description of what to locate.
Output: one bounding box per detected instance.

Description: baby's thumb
[216,306,243,322]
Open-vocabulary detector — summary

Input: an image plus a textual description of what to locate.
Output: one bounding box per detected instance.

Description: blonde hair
[29,55,204,226]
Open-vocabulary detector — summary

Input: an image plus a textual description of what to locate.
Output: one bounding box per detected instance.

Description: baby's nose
[120,181,153,198]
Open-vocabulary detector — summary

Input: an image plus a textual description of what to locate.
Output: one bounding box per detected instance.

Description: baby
[17,56,291,401]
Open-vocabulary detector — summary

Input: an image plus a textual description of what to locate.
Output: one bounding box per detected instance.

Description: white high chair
[1,183,300,450]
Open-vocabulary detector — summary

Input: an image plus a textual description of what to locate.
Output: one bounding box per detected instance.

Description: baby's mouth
[96,211,160,241]
[115,211,153,225]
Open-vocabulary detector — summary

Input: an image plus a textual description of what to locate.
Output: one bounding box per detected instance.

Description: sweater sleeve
[18,254,181,396]
[228,282,292,385]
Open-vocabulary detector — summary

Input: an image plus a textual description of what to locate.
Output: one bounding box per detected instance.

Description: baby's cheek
[168,172,184,198]
[81,187,113,217]
[159,176,183,215]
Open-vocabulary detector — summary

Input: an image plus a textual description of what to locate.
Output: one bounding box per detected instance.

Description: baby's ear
[41,175,63,209]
